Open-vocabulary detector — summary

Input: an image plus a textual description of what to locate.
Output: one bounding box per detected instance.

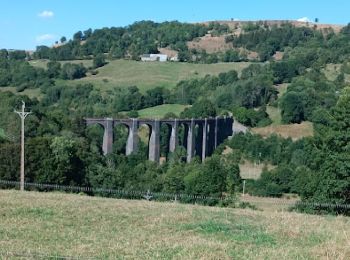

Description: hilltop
[203,20,344,32]
[186,20,344,57]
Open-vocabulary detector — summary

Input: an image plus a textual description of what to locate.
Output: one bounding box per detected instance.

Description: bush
[127,110,139,118]
[60,63,87,80]
[93,54,106,68]
[16,84,27,92]
[247,165,296,197]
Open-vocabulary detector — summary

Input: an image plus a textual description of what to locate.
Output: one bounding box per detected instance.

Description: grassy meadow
[0,87,42,100]
[266,105,282,126]
[137,104,190,118]
[29,59,93,69]
[31,59,251,92]
[0,190,349,259]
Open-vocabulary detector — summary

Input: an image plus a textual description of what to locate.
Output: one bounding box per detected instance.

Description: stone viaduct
[85,116,234,163]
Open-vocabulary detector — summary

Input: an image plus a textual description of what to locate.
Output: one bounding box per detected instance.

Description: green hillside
[1,190,349,259]
[30,59,251,92]
[137,104,190,118]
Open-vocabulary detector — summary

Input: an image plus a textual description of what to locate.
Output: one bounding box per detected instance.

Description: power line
[14,101,31,191]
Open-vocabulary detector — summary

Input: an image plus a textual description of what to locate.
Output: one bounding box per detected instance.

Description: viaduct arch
[85,116,234,163]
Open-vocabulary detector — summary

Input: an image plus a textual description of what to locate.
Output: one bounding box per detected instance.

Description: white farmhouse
[141,54,168,62]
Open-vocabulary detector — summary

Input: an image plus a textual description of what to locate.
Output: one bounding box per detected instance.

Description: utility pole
[242,179,246,197]
[15,101,31,191]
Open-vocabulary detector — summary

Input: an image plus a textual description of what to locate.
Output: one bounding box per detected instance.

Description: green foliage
[126,110,139,118]
[144,87,170,107]
[46,61,61,78]
[228,23,323,61]
[208,22,230,35]
[295,87,350,214]
[181,99,217,118]
[280,91,305,123]
[163,164,186,193]
[279,70,338,123]
[171,68,275,111]
[232,106,272,127]
[242,22,261,32]
[248,165,295,197]
[93,54,106,68]
[270,61,298,84]
[291,166,318,199]
[184,155,235,197]
[0,53,54,89]
[35,21,209,60]
[227,132,305,165]
[0,143,20,181]
[60,63,87,80]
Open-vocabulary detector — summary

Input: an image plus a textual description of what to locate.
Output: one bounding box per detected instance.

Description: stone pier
[85,116,235,163]
[148,120,160,163]
[125,118,139,155]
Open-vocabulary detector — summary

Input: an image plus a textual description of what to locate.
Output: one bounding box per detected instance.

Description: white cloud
[38,10,54,18]
[36,34,56,43]
[297,17,312,23]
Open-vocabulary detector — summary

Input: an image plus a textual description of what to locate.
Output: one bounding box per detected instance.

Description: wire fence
[0,179,221,204]
[0,179,349,211]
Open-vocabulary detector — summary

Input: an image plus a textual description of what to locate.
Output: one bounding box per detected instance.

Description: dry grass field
[252,121,314,140]
[239,160,275,180]
[0,190,349,259]
[187,34,232,53]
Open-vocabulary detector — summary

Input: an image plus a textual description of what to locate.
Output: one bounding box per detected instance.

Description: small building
[141,54,167,62]
[170,56,179,62]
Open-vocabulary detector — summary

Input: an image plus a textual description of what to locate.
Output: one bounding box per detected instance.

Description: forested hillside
[0,20,349,215]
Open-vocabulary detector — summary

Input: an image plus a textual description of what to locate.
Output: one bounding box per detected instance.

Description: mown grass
[0,190,349,259]
[138,104,190,119]
[31,59,251,93]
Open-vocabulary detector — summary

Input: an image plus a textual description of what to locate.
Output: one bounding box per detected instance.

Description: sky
[1,0,349,50]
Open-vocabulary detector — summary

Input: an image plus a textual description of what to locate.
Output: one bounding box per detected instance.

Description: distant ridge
[199,19,344,33]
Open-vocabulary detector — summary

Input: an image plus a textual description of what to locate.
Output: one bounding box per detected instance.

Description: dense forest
[0,20,349,214]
